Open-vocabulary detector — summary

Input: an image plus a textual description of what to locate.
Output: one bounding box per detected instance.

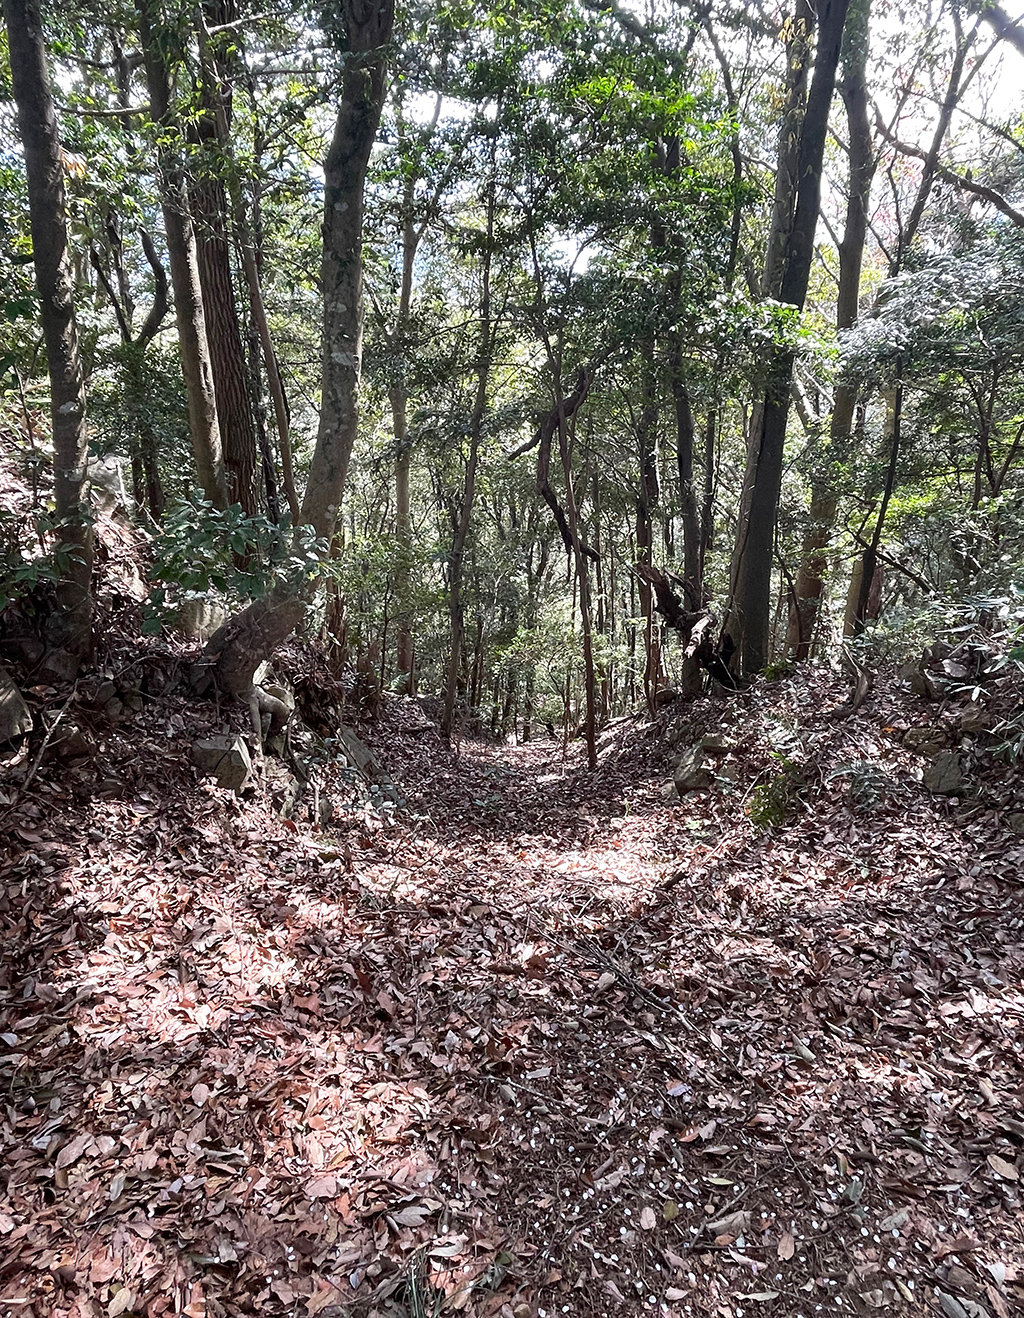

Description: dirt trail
[2,709,1023,1318]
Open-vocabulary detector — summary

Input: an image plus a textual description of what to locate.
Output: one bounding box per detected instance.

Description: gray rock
[257,682,294,735]
[0,664,33,743]
[192,734,252,792]
[50,725,95,762]
[175,598,228,643]
[899,659,946,701]
[0,636,44,669]
[923,750,963,796]
[674,745,714,795]
[336,725,385,783]
[265,760,301,818]
[958,702,989,734]
[37,647,78,685]
[699,732,734,755]
[903,725,948,755]
[1007,812,1024,836]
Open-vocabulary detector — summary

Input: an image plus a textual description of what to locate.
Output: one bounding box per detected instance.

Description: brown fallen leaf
[640,1205,657,1230]
[987,1154,1019,1181]
[55,1132,92,1169]
[777,1231,795,1260]
[707,1210,749,1237]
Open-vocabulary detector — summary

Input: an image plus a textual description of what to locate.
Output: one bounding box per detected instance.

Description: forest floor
[2,666,1024,1318]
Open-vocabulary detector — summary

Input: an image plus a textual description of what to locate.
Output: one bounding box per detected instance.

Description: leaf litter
[0,664,1022,1317]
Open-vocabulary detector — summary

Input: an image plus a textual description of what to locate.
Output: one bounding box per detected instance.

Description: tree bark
[136,0,227,509]
[300,0,393,539]
[442,136,495,740]
[3,0,93,653]
[190,45,260,513]
[725,0,850,676]
[787,0,873,659]
[209,0,394,697]
[194,4,297,523]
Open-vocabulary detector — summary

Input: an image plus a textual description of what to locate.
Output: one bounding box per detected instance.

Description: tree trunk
[635,344,660,715]
[725,0,850,676]
[670,345,702,609]
[3,0,93,653]
[300,0,393,539]
[195,5,298,524]
[189,0,258,512]
[853,373,902,633]
[392,385,414,680]
[441,165,494,739]
[560,410,598,769]
[136,0,227,509]
[209,0,394,697]
[787,0,873,659]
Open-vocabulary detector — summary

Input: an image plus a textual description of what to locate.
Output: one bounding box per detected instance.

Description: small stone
[336,725,385,783]
[52,726,96,762]
[674,745,714,795]
[923,750,963,796]
[192,735,252,793]
[958,702,989,734]
[903,725,947,755]
[265,760,301,817]
[1007,813,1024,836]
[0,636,45,669]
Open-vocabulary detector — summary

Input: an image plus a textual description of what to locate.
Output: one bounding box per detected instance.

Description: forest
[1,0,1024,1314]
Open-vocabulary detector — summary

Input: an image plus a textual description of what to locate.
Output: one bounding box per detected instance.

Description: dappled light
[3,0,1024,1313]
[3,664,1023,1317]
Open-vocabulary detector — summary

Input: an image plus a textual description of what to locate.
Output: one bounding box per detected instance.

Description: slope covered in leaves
[1,668,1023,1318]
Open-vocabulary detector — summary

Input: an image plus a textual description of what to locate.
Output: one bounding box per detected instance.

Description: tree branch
[876,117,1024,226]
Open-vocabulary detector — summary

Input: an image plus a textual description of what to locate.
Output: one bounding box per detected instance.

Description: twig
[21,685,77,795]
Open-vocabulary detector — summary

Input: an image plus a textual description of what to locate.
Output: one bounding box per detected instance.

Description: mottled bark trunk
[725,0,850,676]
[300,0,392,539]
[209,0,393,697]
[670,344,702,609]
[136,0,226,509]
[636,345,660,714]
[442,218,492,740]
[3,0,93,652]
[787,0,873,660]
[392,385,414,679]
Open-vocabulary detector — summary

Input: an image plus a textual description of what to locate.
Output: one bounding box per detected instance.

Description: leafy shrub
[144,500,326,633]
[747,753,803,830]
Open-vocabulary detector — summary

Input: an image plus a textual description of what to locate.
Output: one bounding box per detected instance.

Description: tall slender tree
[136,0,228,509]
[3,0,93,654]
[211,0,395,696]
[724,0,851,675]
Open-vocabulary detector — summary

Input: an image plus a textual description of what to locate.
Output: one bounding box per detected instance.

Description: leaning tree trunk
[136,0,227,509]
[3,0,93,654]
[208,0,394,697]
[300,0,392,540]
[724,0,850,676]
[786,0,874,659]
